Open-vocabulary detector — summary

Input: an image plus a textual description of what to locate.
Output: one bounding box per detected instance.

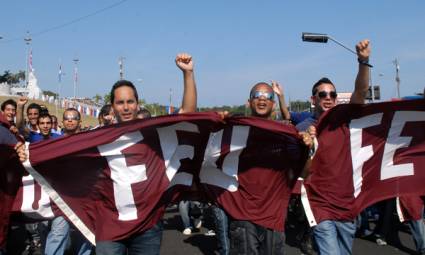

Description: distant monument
[8,70,42,99]
[26,70,42,99]
[0,82,11,95]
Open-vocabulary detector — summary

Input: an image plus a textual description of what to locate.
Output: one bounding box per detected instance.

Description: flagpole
[73,58,79,99]
[24,32,32,88]
[169,88,173,114]
[56,61,62,117]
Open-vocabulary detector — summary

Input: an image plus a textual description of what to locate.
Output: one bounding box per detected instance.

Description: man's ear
[310,95,316,106]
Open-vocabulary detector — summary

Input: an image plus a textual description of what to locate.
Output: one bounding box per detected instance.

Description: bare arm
[15,97,29,136]
[176,53,197,113]
[271,81,291,120]
[350,39,371,104]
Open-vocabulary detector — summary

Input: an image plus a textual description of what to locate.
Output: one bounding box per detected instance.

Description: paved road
[161,207,419,255]
[7,207,419,254]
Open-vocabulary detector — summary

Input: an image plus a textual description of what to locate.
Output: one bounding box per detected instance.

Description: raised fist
[175,53,193,72]
[356,39,371,61]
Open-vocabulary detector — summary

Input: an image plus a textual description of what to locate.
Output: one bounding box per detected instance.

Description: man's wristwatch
[358,58,373,68]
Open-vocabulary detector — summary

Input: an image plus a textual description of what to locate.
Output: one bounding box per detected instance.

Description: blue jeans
[73,229,94,255]
[45,216,70,255]
[408,218,425,253]
[229,220,285,255]
[211,206,229,255]
[179,201,192,229]
[96,221,163,255]
[313,220,356,255]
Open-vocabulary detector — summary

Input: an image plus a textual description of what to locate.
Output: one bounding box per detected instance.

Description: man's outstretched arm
[176,53,197,113]
[350,39,371,104]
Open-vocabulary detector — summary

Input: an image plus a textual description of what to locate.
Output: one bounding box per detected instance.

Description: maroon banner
[23,112,307,243]
[0,113,24,248]
[398,196,424,222]
[303,99,425,225]
[201,117,308,231]
[11,174,55,222]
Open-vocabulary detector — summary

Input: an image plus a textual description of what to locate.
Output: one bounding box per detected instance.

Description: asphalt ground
[6,206,420,254]
[160,206,420,255]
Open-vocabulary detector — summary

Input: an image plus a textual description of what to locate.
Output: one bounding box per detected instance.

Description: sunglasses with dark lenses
[250,91,275,101]
[317,91,337,99]
[63,116,80,121]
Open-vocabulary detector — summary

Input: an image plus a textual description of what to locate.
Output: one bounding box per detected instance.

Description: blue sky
[1,1,424,107]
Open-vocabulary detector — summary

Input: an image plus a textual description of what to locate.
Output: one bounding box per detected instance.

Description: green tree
[93,94,102,104]
[0,70,25,84]
[290,100,311,112]
[43,90,59,98]
[103,93,111,104]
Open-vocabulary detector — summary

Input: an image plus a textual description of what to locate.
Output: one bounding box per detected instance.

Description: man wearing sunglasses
[296,39,371,255]
[228,80,313,255]
[248,82,277,118]
[62,108,82,135]
[41,108,93,255]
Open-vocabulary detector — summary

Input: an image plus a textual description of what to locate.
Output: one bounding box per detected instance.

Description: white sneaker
[182,228,192,235]
[204,229,216,236]
[194,219,202,229]
[376,238,387,246]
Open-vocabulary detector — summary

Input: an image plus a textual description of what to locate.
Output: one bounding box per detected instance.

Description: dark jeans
[211,206,230,255]
[229,220,285,255]
[96,221,163,255]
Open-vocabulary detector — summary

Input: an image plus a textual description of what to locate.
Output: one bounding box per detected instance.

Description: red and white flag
[18,112,307,244]
[302,99,425,226]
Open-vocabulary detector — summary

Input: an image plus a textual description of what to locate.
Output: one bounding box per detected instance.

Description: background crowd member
[137,108,151,119]
[28,113,61,143]
[6,101,51,253]
[179,201,203,235]
[62,108,81,135]
[297,39,371,255]
[25,112,60,254]
[16,97,42,140]
[50,115,62,135]
[41,108,92,255]
[1,99,17,125]
[97,104,114,127]
[95,52,197,255]
[271,81,291,122]
[0,99,19,136]
[209,205,229,255]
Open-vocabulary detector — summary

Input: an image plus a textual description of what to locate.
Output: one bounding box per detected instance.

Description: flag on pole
[74,67,78,84]
[29,49,33,72]
[58,64,62,83]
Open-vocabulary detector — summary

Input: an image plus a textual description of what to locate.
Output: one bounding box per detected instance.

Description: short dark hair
[99,104,112,117]
[137,108,151,119]
[312,77,335,96]
[249,82,272,99]
[1,99,17,111]
[40,105,49,115]
[110,80,139,104]
[63,108,81,120]
[38,112,52,124]
[27,103,42,114]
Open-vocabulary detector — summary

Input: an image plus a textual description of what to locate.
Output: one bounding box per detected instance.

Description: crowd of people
[0,40,424,255]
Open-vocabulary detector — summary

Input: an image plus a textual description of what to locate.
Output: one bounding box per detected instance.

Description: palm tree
[93,94,102,104]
